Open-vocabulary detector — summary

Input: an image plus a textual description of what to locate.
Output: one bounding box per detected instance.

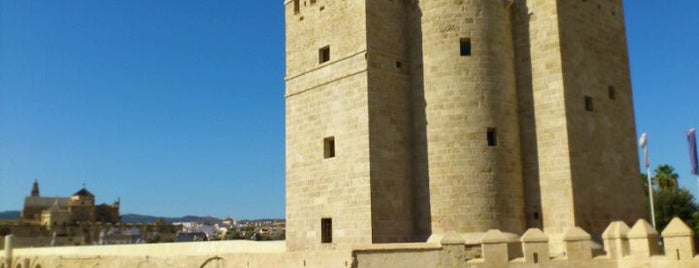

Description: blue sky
[0,2,697,219]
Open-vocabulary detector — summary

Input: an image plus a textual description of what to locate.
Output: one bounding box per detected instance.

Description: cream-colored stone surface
[513,0,575,241]
[512,0,644,253]
[417,0,525,237]
[602,221,630,259]
[661,217,695,260]
[285,0,375,251]
[556,0,644,237]
[627,219,659,257]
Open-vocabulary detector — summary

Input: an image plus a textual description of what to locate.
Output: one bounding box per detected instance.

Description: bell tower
[31,179,40,197]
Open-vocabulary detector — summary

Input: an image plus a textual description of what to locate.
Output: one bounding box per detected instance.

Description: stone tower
[284,0,644,251]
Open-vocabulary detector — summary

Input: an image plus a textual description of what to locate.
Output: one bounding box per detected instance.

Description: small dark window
[395,61,402,68]
[487,128,497,147]
[324,137,335,158]
[533,253,539,263]
[608,86,616,100]
[585,96,594,111]
[293,0,300,14]
[460,38,471,56]
[319,46,330,64]
[321,218,332,243]
[533,212,539,220]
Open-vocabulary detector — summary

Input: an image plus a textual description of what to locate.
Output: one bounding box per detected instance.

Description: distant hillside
[0,211,20,220]
[120,214,221,224]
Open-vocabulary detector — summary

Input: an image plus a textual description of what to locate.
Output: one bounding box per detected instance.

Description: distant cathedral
[22,180,120,229]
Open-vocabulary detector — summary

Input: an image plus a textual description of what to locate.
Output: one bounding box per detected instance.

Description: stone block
[481,229,509,267]
[520,228,549,264]
[601,221,630,259]
[661,217,695,261]
[439,231,465,268]
[627,219,659,258]
[563,227,592,261]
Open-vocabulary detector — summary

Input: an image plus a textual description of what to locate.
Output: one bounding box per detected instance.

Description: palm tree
[653,164,679,191]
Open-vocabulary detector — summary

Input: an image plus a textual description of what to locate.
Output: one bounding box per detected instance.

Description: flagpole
[640,133,655,229]
[646,166,656,229]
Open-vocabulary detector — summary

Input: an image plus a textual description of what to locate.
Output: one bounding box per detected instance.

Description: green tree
[653,187,699,231]
[653,164,679,191]
[643,164,699,233]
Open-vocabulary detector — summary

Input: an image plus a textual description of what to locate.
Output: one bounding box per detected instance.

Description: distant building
[21,180,120,228]
[221,217,237,227]
[40,200,70,230]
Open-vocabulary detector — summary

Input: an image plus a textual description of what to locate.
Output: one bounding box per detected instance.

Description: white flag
[639,133,649,168]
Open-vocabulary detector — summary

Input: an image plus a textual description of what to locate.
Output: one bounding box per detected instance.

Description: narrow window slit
[487,128,497,147]
[319,46,330,64]
[608,86,616,100]
[324,137,335,158]
[585,96,594,111]
[321,218,332,243]
[460,38,471,56]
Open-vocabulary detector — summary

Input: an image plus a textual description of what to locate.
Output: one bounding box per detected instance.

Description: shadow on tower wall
[511,0,542,230]
[407,1,432,242]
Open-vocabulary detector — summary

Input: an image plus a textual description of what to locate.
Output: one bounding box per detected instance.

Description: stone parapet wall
[3,218,699,267]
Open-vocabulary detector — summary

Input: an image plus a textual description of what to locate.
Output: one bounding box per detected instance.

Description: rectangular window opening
[293,0,300,14]
[319,46,330,64]
[395,61,402,69]
[608,86,616,100]
[487,128,497,147]
[585,96,594,111]
[324,136,335,158]
[321,218,332,243]
[460,38,472,56]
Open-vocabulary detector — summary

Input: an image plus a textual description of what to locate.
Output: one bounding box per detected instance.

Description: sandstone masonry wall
[285,0,373,251]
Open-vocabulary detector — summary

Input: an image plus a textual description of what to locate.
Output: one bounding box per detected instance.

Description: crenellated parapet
[442,217,699,268]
